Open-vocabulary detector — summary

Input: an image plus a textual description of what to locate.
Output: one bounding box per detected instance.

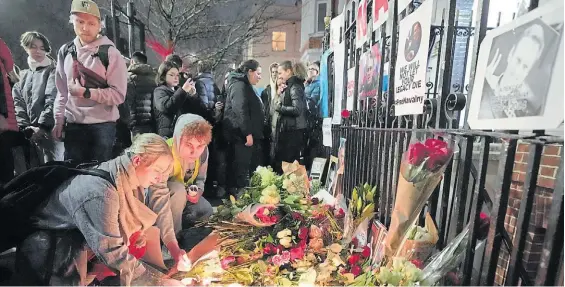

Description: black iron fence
[323,0,563,285]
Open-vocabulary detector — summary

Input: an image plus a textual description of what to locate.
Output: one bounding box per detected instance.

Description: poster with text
[346,68,356,111]
[330,13,343,48]
[393,0,433,116]
[467,2,564,130]
[358,43,381,108]
[373,0,390,30]
[356,0,369,48]
[332,43,345,124]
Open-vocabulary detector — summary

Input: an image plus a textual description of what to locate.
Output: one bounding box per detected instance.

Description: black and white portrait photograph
[478,19,562,120]
[468,2,564,130]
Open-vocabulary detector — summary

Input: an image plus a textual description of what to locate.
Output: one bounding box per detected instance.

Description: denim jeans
[64,122,116,164]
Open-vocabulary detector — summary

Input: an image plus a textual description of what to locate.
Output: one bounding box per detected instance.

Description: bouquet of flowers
[343,183,376,246]
[384,138,453,258]
[396,212,439,262]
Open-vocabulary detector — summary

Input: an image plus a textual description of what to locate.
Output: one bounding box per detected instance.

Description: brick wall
[494,143,562,285]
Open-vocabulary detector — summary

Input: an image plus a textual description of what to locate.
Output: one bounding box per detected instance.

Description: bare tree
[101,0,280,69]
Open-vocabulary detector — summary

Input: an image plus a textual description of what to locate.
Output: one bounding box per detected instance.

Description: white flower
[259,185,280,205]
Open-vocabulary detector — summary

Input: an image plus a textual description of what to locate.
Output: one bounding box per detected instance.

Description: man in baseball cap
[51,0,128,163]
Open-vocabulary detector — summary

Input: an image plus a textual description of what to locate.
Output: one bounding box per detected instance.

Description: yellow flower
[329,243,343,253]
[259,185,280,205]
[277,229,292,239]
[279,236,292,248]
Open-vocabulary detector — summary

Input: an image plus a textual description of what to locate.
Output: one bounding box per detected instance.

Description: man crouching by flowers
[160,114,214,233]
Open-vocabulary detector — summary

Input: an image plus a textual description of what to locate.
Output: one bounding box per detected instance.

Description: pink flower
[350,265,362,277]
[272,255,283,266]
[290,247,305,261]
[292,212,305,222]
[263,243,277,255]
[341,109,351,118]
[334,208,345,218]
[221,256,236,269]
[361,246,371,258]
[281,250,291,262]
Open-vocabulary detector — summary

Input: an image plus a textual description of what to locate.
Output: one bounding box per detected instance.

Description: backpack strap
[75,168,116,189]
[63,41,77,61]
[94,45,111,71]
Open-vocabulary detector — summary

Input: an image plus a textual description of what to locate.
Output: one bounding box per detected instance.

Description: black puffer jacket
[153,85,188,138]
[279,76,307,131]
[223,72,265,142]
[126,64,156,130]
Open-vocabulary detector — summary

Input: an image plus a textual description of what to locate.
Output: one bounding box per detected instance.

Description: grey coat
[12,65,57,130]
[33,155,177,285]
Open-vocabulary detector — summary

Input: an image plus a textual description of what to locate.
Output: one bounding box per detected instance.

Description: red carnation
[290,247,305,261]
[361,246,371,258]
[298,239,307,249]
[351,237,359,247]
[128,231,146,259]
[406,142,428,166]
[348,254,361,265]
[298,227,309,240]
[341,109,351,118]
[263,243,277,255]
[411,259,423,269]
[350,265,362,277]
[334,208,345,218]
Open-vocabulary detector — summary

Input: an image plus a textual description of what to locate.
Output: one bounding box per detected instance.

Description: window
[316,2,328,32]
[272,31,287,51]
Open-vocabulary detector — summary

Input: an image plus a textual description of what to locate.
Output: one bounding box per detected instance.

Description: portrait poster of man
[393,0,434,116]
[468,2,564,130]
[358,43,382,108]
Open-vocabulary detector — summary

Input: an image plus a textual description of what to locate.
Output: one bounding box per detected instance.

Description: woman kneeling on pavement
[15,133,189,286]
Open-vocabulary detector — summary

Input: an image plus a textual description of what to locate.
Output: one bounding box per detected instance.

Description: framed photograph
[309,157,327,182]
[467,2,564,130]
[325,156,339,195]
[370,220,388,266]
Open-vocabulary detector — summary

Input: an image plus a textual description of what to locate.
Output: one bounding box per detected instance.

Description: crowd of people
[0,0,324,285]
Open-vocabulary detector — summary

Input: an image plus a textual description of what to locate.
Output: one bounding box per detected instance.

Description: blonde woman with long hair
[16,133,188,286]
[272,60,308,173]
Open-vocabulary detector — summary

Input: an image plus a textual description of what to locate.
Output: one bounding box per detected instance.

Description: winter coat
[278,76,307,132]
[260,85,273,138]
[53,36,127,125]
[126,63,156,131]
[222,71,265,142]
[12,65,57,130]
[194,72,217,109]
[305,78,321,115]
[152,85,188,138]
[0,38,18,131]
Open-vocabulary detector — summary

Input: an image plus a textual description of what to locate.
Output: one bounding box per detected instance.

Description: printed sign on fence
[333,43,345,124]
[358,43,382,109]
[330,13,343,48]
[393,0,433,116]
[322,118,333,147]
[346,68,356,111]
[373,0,389,30]
[356,0,369,48]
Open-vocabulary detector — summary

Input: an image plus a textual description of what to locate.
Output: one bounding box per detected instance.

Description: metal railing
[323,0,564,285]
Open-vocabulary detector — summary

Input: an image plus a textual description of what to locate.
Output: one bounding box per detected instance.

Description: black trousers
[274,129,305,173]
[226,139,262,189]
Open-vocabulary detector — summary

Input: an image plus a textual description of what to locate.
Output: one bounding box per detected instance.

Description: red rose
[424,138,448,150]
[350,265,362,277]
[341,109,351,118]
[298,227,309,240]
[348,254,361,265]
[236,256,246,264]
[290,247,305,261]
[221,256,236,269]
[411,259,423,269]
[311,197,319,205]
[426,146,451,171]
[478,212,491,241]
[298,239,307,249]
[334,208,345,218]
[406,142,428,166]
[361,246,371,258]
